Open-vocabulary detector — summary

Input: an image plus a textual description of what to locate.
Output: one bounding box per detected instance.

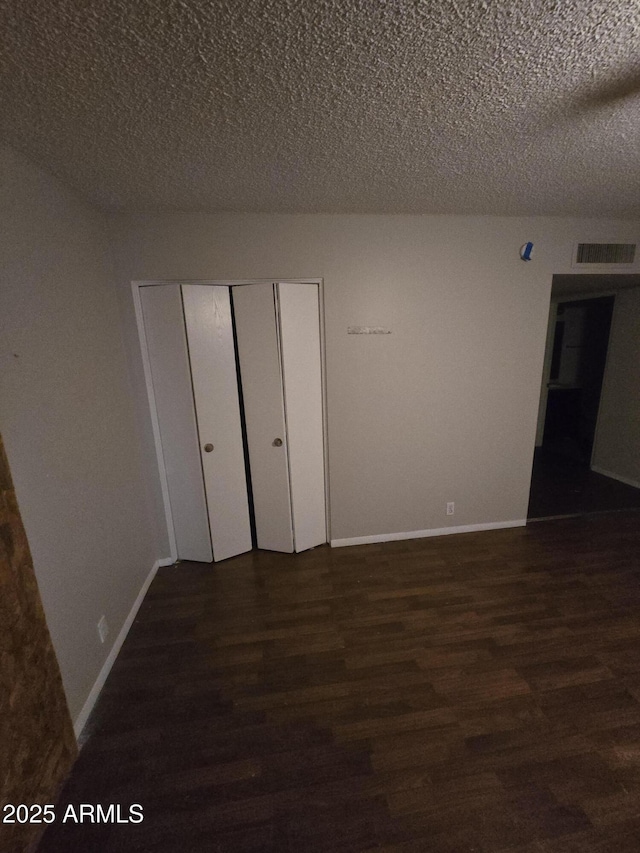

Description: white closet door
[277,283,327,552]
[232,284,294,553]
[181,285,252,561]
[140,285,212,562]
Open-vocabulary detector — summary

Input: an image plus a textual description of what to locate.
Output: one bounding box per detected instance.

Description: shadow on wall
[0,435,77,853]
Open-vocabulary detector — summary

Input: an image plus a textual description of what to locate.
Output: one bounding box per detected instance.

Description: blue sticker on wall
[520,242,534,261]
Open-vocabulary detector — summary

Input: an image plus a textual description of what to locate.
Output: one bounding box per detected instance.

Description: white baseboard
[73,556,173,740]
[591,465,640,491]
[330,519,527,548]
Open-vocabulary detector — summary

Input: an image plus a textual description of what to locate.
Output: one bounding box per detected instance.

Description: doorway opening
[543,295,614,465]
[528,274,640,520]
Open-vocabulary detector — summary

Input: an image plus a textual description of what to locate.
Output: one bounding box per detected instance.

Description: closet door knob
[203,443,214,452]
[272,438,283,447]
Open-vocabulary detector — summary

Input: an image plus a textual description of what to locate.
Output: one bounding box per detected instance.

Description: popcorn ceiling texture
[0,0,639,214]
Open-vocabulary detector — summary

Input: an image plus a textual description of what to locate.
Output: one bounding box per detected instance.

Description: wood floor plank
[38,511,640,852]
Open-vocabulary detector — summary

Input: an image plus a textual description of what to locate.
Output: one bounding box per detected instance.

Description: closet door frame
[132,279,330,564]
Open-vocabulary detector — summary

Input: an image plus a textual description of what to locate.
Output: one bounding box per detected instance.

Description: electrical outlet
[446,501,455,516]
[97,615,109,644]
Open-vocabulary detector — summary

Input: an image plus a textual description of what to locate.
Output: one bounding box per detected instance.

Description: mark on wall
[347,326,391,334]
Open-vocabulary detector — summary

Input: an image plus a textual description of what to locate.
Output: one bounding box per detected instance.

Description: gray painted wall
[108,213,639,544]
[0,147,158,721]
[593,287,640,486]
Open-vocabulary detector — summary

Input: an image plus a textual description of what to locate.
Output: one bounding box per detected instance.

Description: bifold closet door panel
[140,285,212,562]
[232,284,294,553]
[277,283,327,551]
[181,285,252,561]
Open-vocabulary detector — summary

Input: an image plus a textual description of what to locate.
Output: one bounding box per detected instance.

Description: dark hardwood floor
[39,513,640,852]
[528,447,640,520]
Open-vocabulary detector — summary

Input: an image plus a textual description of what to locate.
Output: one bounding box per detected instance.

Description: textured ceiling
[1,0,640,215]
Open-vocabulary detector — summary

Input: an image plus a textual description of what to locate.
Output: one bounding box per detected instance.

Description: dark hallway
[542,296,613,467]
[528,446,640,519]
[528,292,640,519]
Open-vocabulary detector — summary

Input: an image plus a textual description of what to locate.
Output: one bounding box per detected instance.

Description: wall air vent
[575,243,636,265]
